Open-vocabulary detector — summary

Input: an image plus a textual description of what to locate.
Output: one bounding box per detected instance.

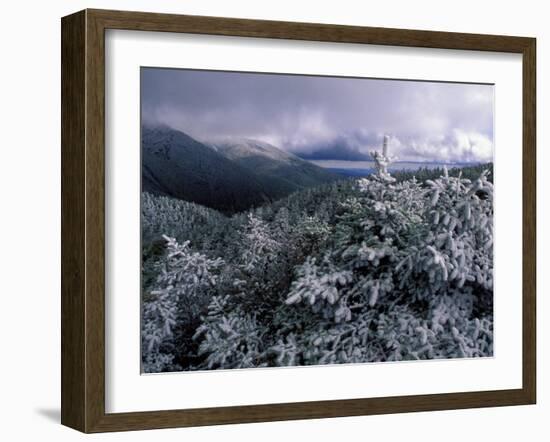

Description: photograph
[140,67,494,373]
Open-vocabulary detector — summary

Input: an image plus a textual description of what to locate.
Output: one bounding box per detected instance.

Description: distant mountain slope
[142,127,342,213]
[209,139,340,196]
[142,127,273,213]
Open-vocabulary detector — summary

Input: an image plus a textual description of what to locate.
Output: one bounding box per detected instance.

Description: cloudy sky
[141,67,494,163]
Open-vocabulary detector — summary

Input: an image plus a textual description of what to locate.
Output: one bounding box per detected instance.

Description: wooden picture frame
[61,8,536,433]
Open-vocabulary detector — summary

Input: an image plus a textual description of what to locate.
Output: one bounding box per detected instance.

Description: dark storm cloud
[141,68,494,162]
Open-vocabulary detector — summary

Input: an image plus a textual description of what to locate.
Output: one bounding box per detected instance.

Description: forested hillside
[142,126,339,213]
[141,164,494,373]
[210,139,341,196]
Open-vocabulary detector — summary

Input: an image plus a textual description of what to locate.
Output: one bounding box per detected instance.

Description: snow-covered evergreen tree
[369,135,397,183]
[142,235,225,372]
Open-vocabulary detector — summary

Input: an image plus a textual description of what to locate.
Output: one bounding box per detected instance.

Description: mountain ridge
[208,138,341,196]
[141,126,341,213]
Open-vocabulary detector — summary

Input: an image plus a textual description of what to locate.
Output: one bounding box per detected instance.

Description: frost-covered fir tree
[283,163,493,363]
[142,235,225,372]
[369,135,397,183]
[241,214,281,272]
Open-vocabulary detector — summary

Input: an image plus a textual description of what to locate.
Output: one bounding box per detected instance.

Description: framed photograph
[61,9,536,433]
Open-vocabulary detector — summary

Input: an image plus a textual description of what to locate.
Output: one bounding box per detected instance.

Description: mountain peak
[208,138,298,164]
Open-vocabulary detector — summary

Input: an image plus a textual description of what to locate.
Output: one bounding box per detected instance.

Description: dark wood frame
[61,8,536,433]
